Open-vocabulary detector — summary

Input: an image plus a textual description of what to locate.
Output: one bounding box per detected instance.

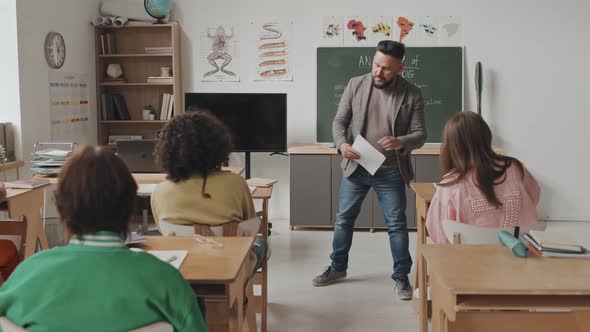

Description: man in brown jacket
[312,41,426,300]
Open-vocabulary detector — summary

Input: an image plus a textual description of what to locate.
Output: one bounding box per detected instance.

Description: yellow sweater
[151,171,256,226]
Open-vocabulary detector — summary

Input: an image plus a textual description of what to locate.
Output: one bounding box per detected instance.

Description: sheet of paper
[351,135,385,175]
[147,250,188,269]
[249,186,257,194]
[137,183,157,196]
[125,232,146,244]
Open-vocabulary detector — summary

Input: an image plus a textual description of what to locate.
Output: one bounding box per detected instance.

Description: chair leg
[261,259,268,332]
[246,280,257,332]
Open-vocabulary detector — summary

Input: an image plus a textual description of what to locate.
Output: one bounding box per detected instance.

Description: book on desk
[523,231,589,258]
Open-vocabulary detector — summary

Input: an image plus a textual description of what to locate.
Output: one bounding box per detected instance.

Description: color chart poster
[49,72,90,142]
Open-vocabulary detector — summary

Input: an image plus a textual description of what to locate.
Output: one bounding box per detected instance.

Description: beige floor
[265,220,419,332]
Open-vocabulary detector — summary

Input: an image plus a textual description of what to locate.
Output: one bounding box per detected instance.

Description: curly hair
[154,109,233,197]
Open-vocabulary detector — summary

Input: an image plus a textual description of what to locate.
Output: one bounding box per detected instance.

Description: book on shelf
[147,76,174,84]
[99,32,117,55]
[528,230,583,253]
[159,93,174,120]
[108,135,143,145]
[101,92,130,120]
[144,47,173,54]
[4,178,50,189]
[246,178,278,188]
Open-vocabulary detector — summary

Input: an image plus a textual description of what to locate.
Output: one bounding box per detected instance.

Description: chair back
[442,220,505,244]
[193,217,261,237]
[442,219,547,244]
[129,321,174,332]
[0,317,28,332]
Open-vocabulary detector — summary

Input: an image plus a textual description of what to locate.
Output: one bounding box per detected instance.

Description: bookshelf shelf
[98,54,172,58]
[100,120,168,124]
[100,82,174,86]
[95,22,181,147]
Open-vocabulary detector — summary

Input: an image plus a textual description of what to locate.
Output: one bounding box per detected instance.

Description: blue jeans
[330,167,412,280]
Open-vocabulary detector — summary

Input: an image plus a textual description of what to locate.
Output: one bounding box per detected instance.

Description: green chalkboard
[317,47,463,143]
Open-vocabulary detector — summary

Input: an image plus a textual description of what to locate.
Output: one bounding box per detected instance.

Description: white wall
[16,0,100,176]
[0,0,22,161]
[173,0,590,221]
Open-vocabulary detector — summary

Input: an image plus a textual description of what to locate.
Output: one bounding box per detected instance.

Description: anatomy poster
[344,16,369,46]
[438,16,462,45]
[49,72,90,142]
[199,24,240,82]
[367,16,393,46]
[393,16,418,44]
[252,20,293,81]
[415,16,440,46]
[321,16,344,46]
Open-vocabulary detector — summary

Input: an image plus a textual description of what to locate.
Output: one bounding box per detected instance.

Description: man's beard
[372,76,395,89]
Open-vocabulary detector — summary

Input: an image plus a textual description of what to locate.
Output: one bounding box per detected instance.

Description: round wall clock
[44,32,66,69]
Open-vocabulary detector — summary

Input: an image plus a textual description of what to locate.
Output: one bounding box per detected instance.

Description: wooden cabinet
[94,23,181,148]
[289,150,439,231]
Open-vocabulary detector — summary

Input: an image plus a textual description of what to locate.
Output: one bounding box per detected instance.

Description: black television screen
[184,93,287,152]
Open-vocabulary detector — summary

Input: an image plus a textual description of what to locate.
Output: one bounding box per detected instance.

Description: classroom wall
[173,0,590,221]
[15,0,99,176]
[0,0,22,161]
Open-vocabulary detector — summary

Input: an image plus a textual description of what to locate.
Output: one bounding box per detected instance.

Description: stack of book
[99,32,117,55]
[30,148,73,177]
[523,230,590,258]
[144,47,172,55]
[157,93,174,120]
[100,92,131,120]
[147,76,174,84]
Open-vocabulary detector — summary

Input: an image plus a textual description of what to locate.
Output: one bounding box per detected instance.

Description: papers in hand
[351,135,386,175]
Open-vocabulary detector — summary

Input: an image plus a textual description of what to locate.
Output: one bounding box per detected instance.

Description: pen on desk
[165,256,177,263]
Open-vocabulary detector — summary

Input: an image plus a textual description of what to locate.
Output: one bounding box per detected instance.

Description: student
[151,110,267,276]
[0,146,207,332]
[426,112,540,243]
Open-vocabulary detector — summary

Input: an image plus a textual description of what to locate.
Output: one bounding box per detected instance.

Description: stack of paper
[31,148,73,177]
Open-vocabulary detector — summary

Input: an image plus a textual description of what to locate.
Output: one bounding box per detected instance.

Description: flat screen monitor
[185,93,287,152]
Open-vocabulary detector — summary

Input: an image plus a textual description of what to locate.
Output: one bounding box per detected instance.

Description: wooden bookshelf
[95,22,182,147]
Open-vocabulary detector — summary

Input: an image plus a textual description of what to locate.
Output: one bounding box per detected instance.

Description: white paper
[49,72,90,143]
[199,24,240,82]
[137,183,157,196]
[351,135,385,175]
[249,186,257,194]
[251,19,293,81]
[147,250,188,269]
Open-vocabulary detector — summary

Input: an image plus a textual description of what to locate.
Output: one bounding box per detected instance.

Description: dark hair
[154,109,233,197]
[56,146,137,239]
[377,40,405,60]
[439,112,524,207]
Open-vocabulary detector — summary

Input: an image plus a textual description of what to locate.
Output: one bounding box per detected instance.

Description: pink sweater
[426,164,540,244]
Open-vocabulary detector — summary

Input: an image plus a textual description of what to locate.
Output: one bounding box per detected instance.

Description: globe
[144,0,172,24]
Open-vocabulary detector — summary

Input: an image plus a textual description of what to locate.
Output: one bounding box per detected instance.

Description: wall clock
[44,32,66,69]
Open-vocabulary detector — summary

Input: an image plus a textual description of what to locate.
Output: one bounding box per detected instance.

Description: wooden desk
[409,182,435,332]
[0,160,24,179]
[423,245,590,332]
[1,186,48,260]
[141,236,254,332]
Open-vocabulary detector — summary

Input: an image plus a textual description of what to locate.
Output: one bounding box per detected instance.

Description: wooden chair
[193,217,266,332]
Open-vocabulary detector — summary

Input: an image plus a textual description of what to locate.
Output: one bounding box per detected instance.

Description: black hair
[376,40,405,60]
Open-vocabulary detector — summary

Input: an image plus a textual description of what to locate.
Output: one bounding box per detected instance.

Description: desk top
[0,160,24,172]
[140,236,254,283]
[41,167,245,185]
[410,182,436,203]
[423,244,590,296]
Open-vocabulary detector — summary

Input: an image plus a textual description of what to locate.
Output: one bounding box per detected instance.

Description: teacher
[312,40,426,300]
